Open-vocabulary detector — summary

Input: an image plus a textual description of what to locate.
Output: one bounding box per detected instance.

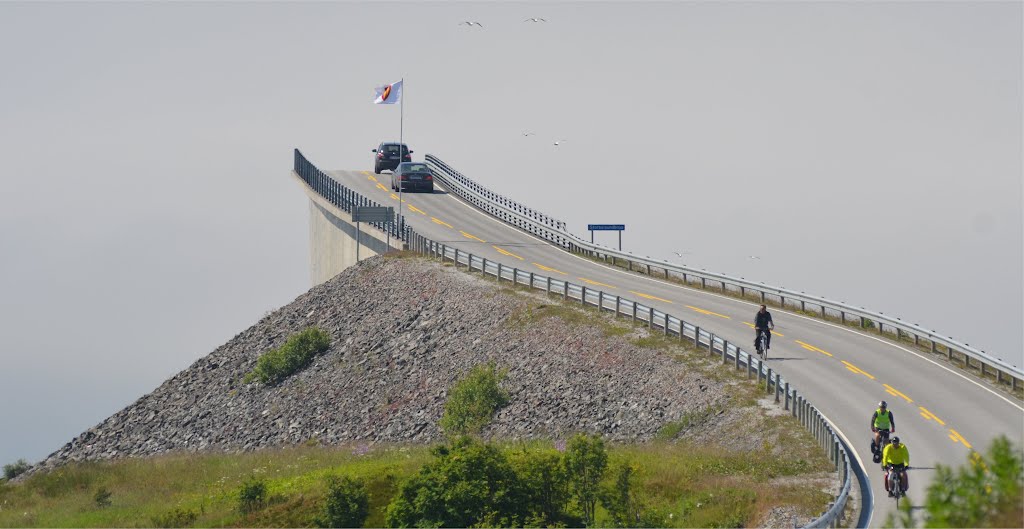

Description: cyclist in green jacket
[882,436,910,496]
[870,401,895,454]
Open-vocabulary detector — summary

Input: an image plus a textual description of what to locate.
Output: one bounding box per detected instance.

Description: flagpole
[398,77,404,242]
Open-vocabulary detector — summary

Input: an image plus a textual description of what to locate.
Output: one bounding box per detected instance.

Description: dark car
[372,142,412,173]
[391,162,434,193]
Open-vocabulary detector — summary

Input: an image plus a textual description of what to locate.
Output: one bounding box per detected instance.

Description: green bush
[244,327,331,385]
[93,486,112,508]
[601,463,641,527]
[384,437,528,527]
[564,434,608,526]
[151,507,199,527]
[318,475,369,528]
[439,363,510,435]
[238,477,267,514]
[3,459,29,480]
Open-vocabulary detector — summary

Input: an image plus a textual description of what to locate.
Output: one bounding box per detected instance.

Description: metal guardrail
[424,154,1023,394]
[295,149,853,528]
[406,233,853,529]
[295,149,411,242]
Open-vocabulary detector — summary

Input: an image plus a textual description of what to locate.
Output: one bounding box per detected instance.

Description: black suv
[391,162,434,193]
[372,142,412,173]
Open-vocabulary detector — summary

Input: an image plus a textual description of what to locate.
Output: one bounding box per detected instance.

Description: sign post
[587,224,625,250]
[353,206,395,261]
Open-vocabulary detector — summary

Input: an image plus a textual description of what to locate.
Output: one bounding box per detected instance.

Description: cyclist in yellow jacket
[881,436,910,496]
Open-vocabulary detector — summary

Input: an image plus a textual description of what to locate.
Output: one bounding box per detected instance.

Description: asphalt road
[332,167,1024,527]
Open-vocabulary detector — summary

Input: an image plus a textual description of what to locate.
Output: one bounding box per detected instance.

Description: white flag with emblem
[374,80,403,104]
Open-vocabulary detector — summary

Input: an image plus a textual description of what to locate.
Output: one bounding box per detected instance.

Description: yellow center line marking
[919,407,946,426]
[493,245,524,260]
[883,384,913,403]
[743,322,784,336]
[795,340,832,357]
[375,182,388,191]
[461,231,486,243]
[632,291,674,303]
[948,429,972,449]
[580,277,616,288]
[686,305,729,318]
[366,174,377,182]
[841,360,876,379]
[533,263,566,275]
[389,193,407,202]
[407,204,426,215]
[431,217,453,229]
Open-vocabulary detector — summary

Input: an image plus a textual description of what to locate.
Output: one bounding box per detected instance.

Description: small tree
[440,363,510,435]
[512,448,575,527]
[921,435,1022,528]
[318,475,369,528]
[601,463,642,527]
[564,434,608,526]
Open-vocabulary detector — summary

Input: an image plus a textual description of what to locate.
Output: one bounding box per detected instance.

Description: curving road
[330,168,1023,527]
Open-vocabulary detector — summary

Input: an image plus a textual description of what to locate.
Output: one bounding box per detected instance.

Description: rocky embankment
[31,255,732,474]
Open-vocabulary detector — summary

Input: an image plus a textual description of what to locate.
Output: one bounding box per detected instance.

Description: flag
[374,80,402,104]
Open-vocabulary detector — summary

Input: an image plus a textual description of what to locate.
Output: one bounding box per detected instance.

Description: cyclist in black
[754,304,774,351]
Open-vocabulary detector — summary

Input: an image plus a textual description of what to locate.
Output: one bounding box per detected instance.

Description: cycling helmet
[879,401,888,408]
[891,436,900,444]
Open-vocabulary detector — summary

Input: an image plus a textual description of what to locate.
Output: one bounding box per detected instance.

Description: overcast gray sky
[1,1,1020,466]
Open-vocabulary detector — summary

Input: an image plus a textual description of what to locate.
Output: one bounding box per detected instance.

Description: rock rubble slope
[34,256,731,472]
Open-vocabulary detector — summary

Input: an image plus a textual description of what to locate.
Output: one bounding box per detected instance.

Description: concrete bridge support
[293,171,402,285]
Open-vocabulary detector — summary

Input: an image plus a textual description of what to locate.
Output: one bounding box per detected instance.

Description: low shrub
[238,477,267,514]
[93,486,112,508]
[244,327,331,385]
[440,362,510,435]
[2,459,29,480]
[151,507,199,528]
[318,475,369,528]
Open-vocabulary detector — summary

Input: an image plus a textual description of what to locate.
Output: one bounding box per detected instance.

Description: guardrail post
[784,382,790,410]
[615,296,621,318]
[529,272,535,289]
[721,339,728,364]
[860,316,866,329]
[774,373,782,403]
[801,300,806,312]
[546,276,551,293]
[931,340,938,354]
[664,314,669,335]
[646,264,651,275]
[693,325,701,347]
[914,334,920,346]
[1012,376,1019,392]
[759,291,765,303]
[513,267,520,286]
[563,281,568,300]
[482,258,488,276]
[708,333,716,356]
[834,440,840,471]
[740,285,745,298]
[631,302,637,323]
[780,295,785,309]
[820,305,826,318]
[791,392,798,417]
[980,362,987,378]
[766,367,774,393]
[648,307,654,329]
[747,354,754,379]
[758,359,766,384]
[598,291,603,312]
[733,343,740,370]
[701,278,707,289]
[581,286,587,307]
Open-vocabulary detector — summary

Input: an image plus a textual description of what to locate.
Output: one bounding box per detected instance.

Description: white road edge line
[433,178,1023,413]
[823,412,875,528]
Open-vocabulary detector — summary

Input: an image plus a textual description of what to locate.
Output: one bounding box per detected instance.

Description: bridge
[292,148,1023,528]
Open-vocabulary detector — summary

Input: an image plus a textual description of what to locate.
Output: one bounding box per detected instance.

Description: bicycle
[755,328,769,360]
[886,464,909,507]
[871,429,890,464]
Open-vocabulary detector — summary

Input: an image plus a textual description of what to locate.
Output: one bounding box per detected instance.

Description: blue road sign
[587,224,625,231]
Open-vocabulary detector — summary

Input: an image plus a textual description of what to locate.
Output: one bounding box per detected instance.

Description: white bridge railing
[425,154,1023,395]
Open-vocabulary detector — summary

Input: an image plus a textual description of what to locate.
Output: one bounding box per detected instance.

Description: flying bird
[459,21,483,27]
[524,17,547,22]
[553,139,567,146]
[521,131,535,136]
[673,251,692,258]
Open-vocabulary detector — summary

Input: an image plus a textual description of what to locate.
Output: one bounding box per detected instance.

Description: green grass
[0,439,833,528]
